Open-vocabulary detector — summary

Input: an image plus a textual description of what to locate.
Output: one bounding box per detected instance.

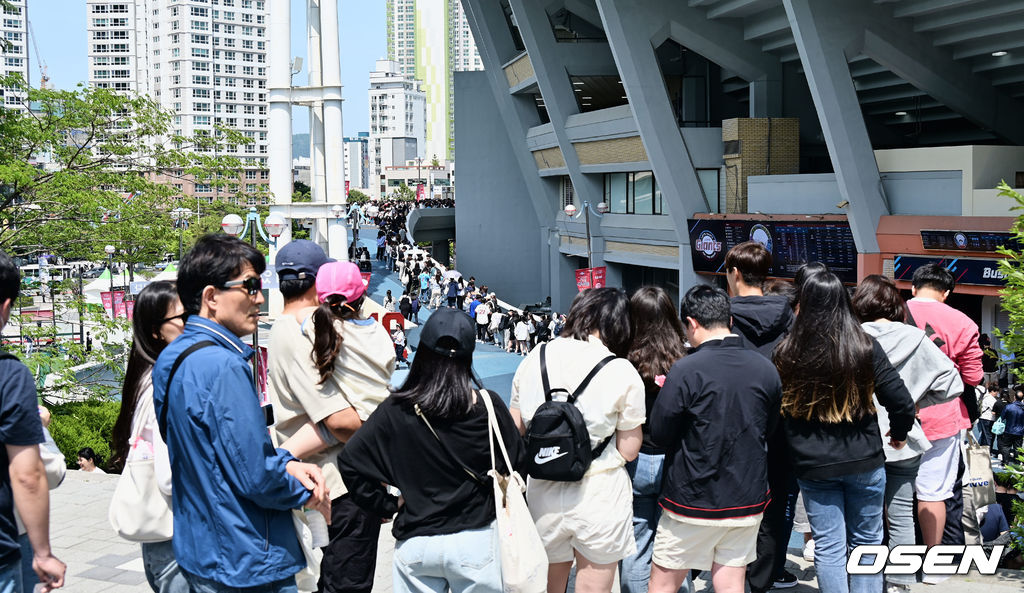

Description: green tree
[347,189,371,204]
[0,74,262,266]
[392,184,416,202]
[993,180,1024,550]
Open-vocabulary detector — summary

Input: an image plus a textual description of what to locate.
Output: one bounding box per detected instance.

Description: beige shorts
[652,513,762,571]
[527,468,636,565]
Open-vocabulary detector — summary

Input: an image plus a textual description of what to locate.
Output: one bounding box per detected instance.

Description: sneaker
[772,571,798,589]
[921,573,951,585]
[886,584,912,593]
[803,538,815,562]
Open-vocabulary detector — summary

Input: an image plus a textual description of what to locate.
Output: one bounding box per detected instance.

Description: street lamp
[104,244,116,294]
[564,201,607,269]
[171,207,192,261]
[220,207,289,386]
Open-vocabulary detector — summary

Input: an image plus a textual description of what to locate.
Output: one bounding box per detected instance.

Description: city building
[86,0,270,202]
[343,133,370,192]
[386,0,483,161]
[381,160,453,200]
[455,0,1024,338]
[0,0,29,110]
[369,59,425,199]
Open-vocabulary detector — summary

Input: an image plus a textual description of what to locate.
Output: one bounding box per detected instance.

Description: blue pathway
[356,231,522,403]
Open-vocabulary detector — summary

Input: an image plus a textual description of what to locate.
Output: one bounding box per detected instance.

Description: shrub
[47,398,121,472]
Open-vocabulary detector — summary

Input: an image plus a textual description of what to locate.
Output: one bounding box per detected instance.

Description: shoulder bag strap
[159,340,216,440]
[480,390,514,477]
[414,403,485,484]
[539,342,553,402]
[568,355,617,404]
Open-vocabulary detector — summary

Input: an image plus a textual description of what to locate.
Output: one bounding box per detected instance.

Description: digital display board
[688,218,858,283]
[892,255,1006,286]
[919,230,1019,253]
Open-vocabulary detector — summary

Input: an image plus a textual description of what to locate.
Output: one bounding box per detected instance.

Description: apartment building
[0,0,29,110]
[86,0,269,203]
[368,59,425,199]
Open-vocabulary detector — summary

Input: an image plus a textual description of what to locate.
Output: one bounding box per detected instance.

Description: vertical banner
[345,180,350,197]
[591,266,607,288]
[125,300,136,321]
[416,184,425,202]
[112,291,127,319]
[360,272,372,288]
[100,291,114,319]
[575,268,593,292]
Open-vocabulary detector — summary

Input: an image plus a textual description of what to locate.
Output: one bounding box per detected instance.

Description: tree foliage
[0,75,263,266]
[347,189,371,204]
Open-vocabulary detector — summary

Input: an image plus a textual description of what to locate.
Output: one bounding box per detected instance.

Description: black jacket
[730,295,794,359]
[651,336,782,520]
[338,391,525,540]
[782,339,916,480]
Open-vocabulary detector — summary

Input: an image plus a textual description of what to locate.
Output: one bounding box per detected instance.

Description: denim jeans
[798,466,886,593]
[393,522,502,593]
[143,540,190,593]
[0,558,22,593]
[183,571,297,593]
[619,451,693,593]
[883,458,920,586]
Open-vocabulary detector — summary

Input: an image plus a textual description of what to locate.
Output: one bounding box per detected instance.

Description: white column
[320,0,347,258]
[306,0,328,245]
[267,0,293,316]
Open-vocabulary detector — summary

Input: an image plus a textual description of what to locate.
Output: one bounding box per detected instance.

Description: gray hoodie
[862,321,964,462]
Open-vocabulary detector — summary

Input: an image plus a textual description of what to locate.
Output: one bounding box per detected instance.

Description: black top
[0,356,45,565]
[730,295,794,359]
[651,336,782,520]
[338,390,525,541]
[782,339,916,480]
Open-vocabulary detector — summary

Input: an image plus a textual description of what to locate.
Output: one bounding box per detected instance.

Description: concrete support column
[307,0,327,249]
[784,0,889,253]
[596,0,710,291]
[267,0,293,316]
[320,0,344,207]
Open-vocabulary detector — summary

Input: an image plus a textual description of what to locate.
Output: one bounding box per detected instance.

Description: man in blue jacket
[998,390,1024,464]
[153,234,329,593]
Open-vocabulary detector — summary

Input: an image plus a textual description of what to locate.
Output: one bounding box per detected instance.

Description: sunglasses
[161,312,187,324]
[219,276,263,296]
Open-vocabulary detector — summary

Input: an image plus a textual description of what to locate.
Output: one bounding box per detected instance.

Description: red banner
[100,291,114,319]
[416,184,425,202]
[112,291,127,319]
[125,300,135,320]
[360,272,371,288]
[345,180,350,197]
[575,266,608,292]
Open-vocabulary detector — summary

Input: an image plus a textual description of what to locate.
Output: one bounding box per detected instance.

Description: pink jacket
[906,299,982,440]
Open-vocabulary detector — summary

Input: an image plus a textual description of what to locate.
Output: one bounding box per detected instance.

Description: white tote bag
[480,392,548,593]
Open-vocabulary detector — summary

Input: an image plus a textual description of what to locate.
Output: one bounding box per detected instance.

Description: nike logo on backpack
[534,446,568,465]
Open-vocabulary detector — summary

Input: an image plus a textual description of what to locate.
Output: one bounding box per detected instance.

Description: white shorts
[652,513,762,571]
[527,468,636,565]
[916,434,960,502]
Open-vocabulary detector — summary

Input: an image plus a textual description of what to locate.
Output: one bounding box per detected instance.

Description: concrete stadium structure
[454,0,1024,337]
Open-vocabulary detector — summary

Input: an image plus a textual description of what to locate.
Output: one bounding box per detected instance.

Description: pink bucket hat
[316,261,366,303]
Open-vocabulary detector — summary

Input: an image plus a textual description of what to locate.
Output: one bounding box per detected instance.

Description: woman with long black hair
[773,270,915,593]
[338,308,524,593]
[620,286,688,593]
[110,281,189,593]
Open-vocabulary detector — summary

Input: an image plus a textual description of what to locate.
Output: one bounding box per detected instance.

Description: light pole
[104,244,116,320]
[563,200,608,269]
[171,207,192,261]
[221,207,288,386]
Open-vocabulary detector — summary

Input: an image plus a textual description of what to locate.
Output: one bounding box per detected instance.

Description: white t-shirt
[303,317,397,421]
[514,321,530,341]
[475,303,491,325]
[268,314,350,498]
[511,336,646,476]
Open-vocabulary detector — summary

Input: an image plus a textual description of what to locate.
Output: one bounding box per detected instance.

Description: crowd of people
[1,226,1023,593]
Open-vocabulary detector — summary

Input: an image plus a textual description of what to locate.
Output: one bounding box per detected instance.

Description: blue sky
[30,0,385,136]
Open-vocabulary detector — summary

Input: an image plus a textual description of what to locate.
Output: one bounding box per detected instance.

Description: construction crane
[26,19,49,89]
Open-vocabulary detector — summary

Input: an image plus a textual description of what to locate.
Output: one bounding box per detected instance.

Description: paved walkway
[41,229,1024,592]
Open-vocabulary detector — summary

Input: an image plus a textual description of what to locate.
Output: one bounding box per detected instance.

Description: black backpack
[524,343,616,481]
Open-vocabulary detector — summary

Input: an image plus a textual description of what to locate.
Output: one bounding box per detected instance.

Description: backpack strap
[568,355,617,404]
[540,343,554,402]
[159,340,216,440]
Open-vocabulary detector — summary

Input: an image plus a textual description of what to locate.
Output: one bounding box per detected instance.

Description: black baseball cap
[418,308,475,359]
[275,240,334,281]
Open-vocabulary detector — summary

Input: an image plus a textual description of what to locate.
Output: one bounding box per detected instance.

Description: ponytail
[311,294,364,384]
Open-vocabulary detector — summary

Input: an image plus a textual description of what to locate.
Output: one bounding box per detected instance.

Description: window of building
[560,176,574,210]
[603,171,662,215]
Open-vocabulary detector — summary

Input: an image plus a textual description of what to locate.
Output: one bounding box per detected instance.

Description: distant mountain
[293,134,310,158]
